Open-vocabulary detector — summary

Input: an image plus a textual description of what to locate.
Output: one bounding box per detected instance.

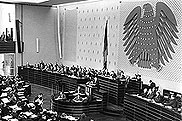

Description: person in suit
[34,93,43,113]
[149,80,156,89]
[1,103,10,116]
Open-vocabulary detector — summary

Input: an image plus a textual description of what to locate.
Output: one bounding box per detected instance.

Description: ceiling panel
[0,0,88,6]
[39,0,88,6]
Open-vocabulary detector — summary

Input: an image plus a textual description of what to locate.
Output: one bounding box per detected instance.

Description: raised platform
[18,67,88,91]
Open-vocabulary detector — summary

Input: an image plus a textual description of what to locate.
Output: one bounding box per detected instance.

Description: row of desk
[18,67,107,115]
[18,66,182,120]
[124,94,181,121]
[18,66,88,91]
[18,67,125,106]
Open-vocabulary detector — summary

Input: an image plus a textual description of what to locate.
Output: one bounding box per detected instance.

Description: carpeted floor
[28,84,128,121]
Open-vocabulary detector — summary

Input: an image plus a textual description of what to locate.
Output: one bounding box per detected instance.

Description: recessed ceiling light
[0,0,49,3]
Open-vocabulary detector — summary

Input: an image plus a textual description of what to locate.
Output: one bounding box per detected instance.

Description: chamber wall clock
[123,2,178,71]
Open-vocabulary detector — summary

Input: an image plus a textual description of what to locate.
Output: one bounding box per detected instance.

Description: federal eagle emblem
[123,2,178,71]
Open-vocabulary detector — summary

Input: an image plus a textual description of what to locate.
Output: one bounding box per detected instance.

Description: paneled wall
[61,0,120,70]
[60,0,182,92]
[21,5,60,65]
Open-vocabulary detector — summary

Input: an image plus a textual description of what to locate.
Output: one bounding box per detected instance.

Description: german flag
[103,20,108,70]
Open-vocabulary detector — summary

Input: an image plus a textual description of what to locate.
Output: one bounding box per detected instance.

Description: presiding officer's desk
[124,93,182,121]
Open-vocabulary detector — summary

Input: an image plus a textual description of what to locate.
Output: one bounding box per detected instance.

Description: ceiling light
[0,0,49,3]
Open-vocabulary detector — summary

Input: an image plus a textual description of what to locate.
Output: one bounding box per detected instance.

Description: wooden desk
[97,76,125,106]
[18,67,88,91]
[124,94,182,121]
[51,95,103,115]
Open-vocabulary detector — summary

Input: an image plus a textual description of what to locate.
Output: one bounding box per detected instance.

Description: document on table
[1,98,10,103]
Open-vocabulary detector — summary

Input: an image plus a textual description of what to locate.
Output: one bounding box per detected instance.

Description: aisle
[29,84,127,121]
[28,83,52,109]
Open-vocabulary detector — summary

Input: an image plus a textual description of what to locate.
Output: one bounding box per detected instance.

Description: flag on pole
[103,20,108,70]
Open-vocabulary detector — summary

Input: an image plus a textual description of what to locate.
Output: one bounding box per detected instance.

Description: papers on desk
[96,99,102,101]
[23,85,29,88]
[66,116,79,121]
[27,103,35,108]
[9,119,19,121]
[30,114,37,118]
[1,98,10,104]
[18,81,24,84]
[3,87,12,92]
[19,96,26,99]
[2,115,13,120]
[0,92,7,97]
[22,112,33,117]
[69,91,75,93]
[18,88,25,91]
[9,104,22,111]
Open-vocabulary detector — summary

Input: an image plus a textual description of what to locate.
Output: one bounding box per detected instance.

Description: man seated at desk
[163,93,181,111]
[7,91,17,105]
[72,86,88,103]
[34,93,43,113]
[1,102,11,117]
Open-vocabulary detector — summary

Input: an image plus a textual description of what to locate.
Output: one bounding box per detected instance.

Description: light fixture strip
[0,0,49,3]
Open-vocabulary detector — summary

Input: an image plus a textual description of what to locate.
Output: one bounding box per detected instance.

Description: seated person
[38,114,47,121]
[1,103,10,117]
[7,92,17,105]
[104,69,110,77]
[141,80,156,98]
[21,101,30,112]
[110,71,117,79]
[154,91,164,103]
[34,93,43,113]
[72,94,88,103]
[147,86,159,99]
[149,80,156,90]
[135,74,141,81]
[163,93,180,110]
[116,70,125,79]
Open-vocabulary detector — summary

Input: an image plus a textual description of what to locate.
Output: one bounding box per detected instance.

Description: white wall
[0,3,15,40]
[60,0,182,92]
[15,5,60,65]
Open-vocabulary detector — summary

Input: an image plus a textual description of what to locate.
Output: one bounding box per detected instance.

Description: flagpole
[103,19,108,70]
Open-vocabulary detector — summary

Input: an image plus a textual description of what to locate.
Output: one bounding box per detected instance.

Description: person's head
[38,93,43,98]
[149,80,152,83]
[42,114,47,119]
